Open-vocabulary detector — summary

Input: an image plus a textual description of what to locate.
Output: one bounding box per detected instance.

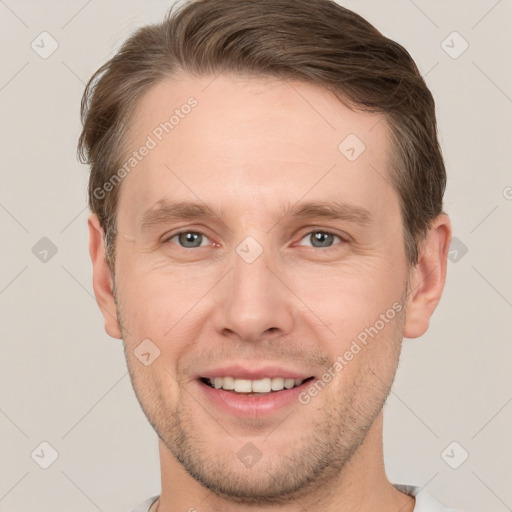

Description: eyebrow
[139,198,372,232]
[281,200,372,226]
[139,200,228,231]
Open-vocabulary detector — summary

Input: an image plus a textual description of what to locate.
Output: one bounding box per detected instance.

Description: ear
[88,213,122,339]
[403,214,452,339]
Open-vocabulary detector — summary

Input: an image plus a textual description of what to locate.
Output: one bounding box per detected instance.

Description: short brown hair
[78,0,446,271]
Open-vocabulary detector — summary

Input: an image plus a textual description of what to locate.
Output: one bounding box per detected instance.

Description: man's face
[111,74,411,502]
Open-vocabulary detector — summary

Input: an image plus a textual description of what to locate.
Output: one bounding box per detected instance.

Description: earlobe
[88,213,123,339]
[403,214,452,339]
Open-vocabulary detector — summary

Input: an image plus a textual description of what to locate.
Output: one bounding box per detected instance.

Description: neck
[154,412,415,512]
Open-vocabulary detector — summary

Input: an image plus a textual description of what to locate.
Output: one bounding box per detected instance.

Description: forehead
[117,73,397,229]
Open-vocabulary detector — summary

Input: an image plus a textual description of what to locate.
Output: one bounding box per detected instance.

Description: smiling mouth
[199,376,315,395]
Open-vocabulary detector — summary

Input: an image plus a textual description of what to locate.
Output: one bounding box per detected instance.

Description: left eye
[166,231,210,248]
[297,231,343,248]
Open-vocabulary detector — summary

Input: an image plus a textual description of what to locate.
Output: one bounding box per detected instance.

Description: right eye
[164,231,212,249]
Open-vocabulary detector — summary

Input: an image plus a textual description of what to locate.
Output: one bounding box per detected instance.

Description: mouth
[195,365,317,417]
[199,376,315,396]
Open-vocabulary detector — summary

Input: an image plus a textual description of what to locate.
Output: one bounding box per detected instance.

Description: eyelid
[294,228,347,248]
[163,229,215,247]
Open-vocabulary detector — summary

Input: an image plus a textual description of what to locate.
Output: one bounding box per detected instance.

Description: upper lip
[198,365,313,380]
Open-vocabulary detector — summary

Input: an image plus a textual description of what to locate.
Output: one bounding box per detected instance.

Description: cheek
[325,308,405,408]
[292,265,407,392]
[289,261,405,331]
[125,350,182,428]
[115,265,212,360]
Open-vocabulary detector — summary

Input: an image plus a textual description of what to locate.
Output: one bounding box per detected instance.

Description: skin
[88,73,451,512]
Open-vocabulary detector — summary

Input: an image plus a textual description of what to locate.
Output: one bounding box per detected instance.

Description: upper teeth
[209,377,304,393]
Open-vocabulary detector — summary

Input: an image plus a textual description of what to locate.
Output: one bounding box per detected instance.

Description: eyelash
[163,229,346,250]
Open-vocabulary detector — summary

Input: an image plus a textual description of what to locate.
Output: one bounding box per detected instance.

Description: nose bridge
[233,239,273,301]
[213,235,294,342]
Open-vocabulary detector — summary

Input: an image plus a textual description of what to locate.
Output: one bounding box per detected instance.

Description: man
[79,0,457,510]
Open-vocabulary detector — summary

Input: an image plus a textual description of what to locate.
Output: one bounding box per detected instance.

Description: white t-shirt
[132,484,460,511]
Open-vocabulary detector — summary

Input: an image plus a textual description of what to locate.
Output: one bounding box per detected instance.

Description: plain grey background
[0,0,511,510]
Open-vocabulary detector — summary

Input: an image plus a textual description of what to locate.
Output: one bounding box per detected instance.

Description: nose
[212,241,295,343]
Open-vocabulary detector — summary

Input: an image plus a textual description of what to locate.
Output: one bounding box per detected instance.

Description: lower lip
[196,379,312,418]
